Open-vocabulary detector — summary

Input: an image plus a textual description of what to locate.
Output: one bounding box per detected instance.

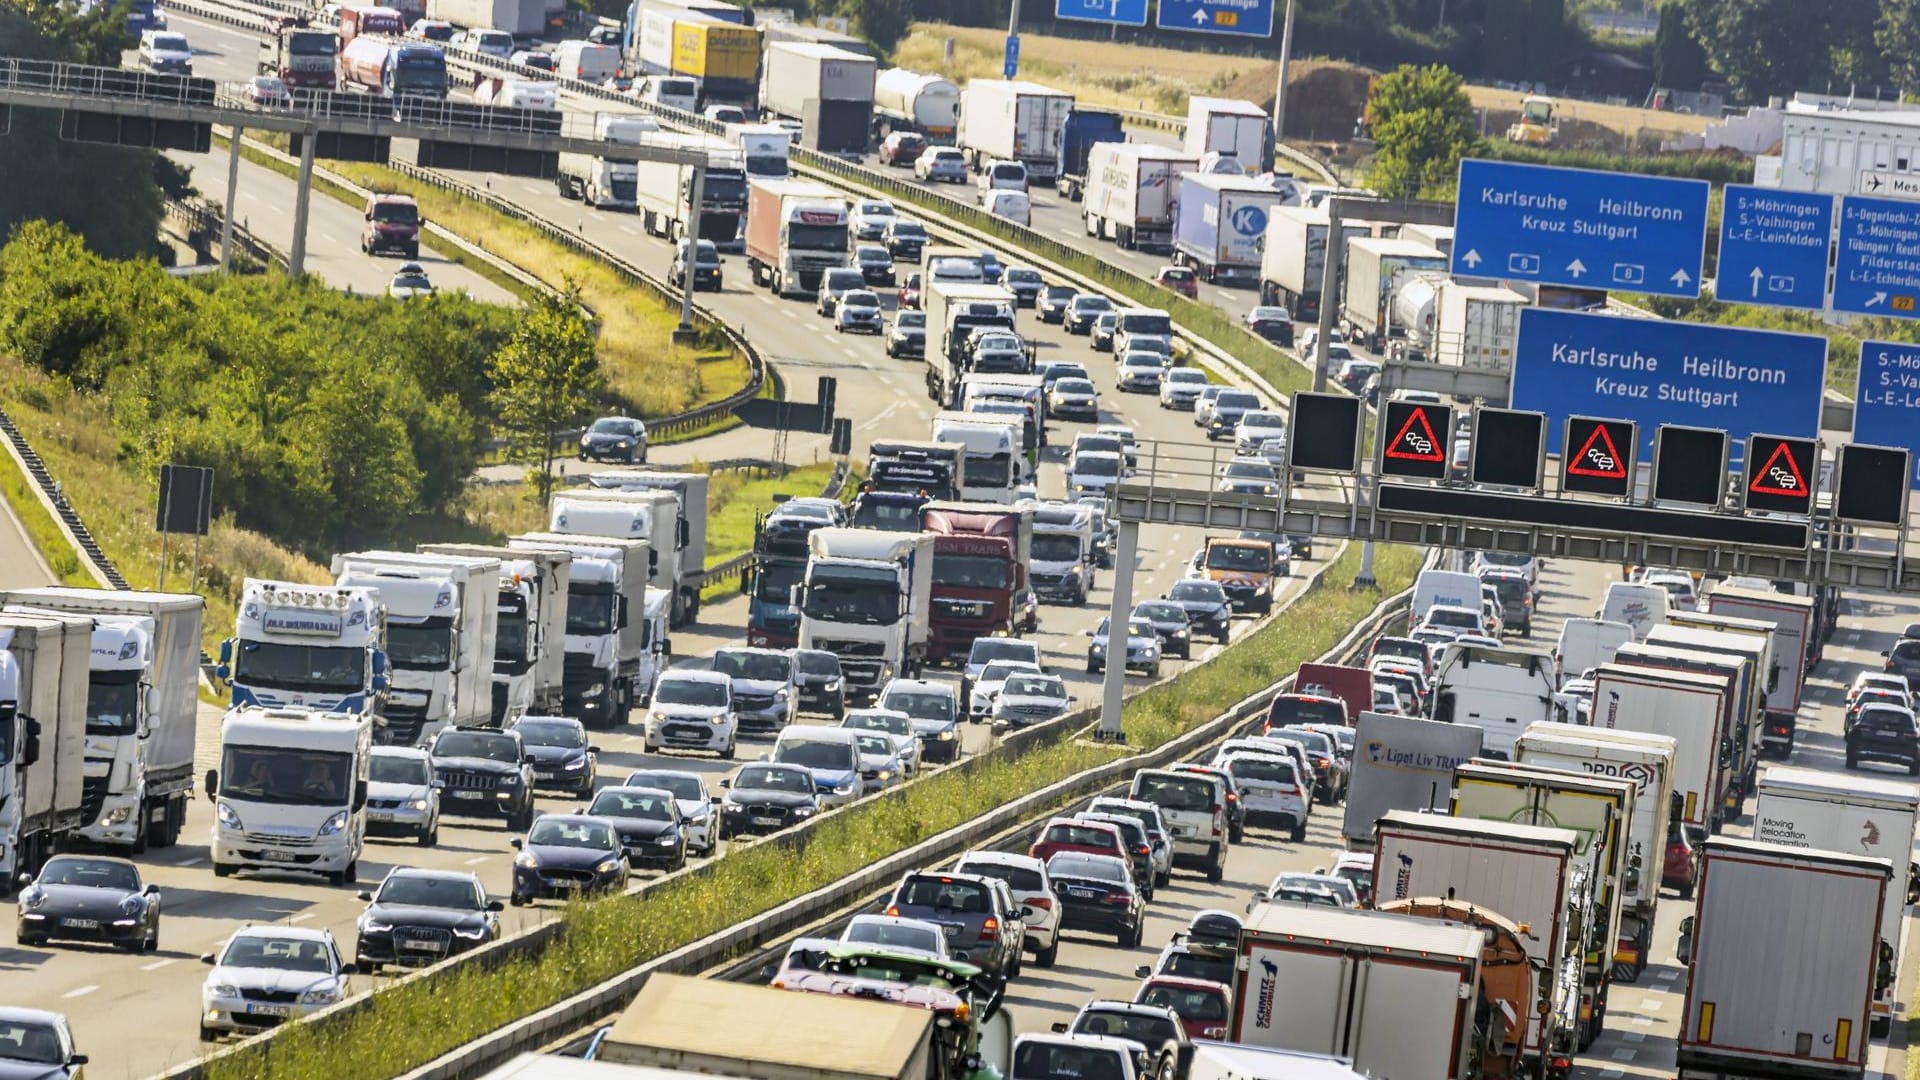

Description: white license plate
[367,810,395,822]
[247,1004,291,1017]
[399,940,444,953]
[62,918,99,929]
[1066,887,1098,899]
[533,770,556,780]
[752,816,782,826]
[259,850,298,862]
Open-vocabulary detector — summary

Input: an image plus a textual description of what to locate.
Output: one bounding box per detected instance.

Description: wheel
[512,805,534,832]
[1036,937,1059,967]
[1848,750,1860,769]
[1291,821,1307,842]
[509,894,527,907]
[1155,869,1170,889]
[1178,645,1191,660]
[1118,923,1141,949]
[213,861,234,878]
[418,823,438,847]
[131,800,148,855]
[1008,952,1022,978]
[721,738,736,761]
[1229,822,1245,844]
[1678,878,1694,901]
[1087,661,1100,674]
[406,245,419,260]
[328,868,347,887]
[1873,1015,1893,1038]
[199,1024,216,1043]
[1206,859,1224,884]
[144,921,159,953]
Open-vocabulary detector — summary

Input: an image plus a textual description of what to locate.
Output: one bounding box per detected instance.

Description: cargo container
[1082,143,1197,253]
[1641,626,1769,807]
[759,20,877,58]
[1400,222,1454,255]
[1341,710,1483,845]
[557,112,656,211]
[1340,236,1446,352]
[956,79,1073,183]
[339,4,404,42]
[1053,108,1125,202]
[0,611,92,885]
[339,36,448,98]
[746,177,849,297]
[1705,585,1815,755]
[1430,282,1527,372]
[1183,96,1272,174]
[1173,172,1288,285]
[417,543,571,722]
[586,470,710,627]
[1259,205,1372,322]
[1676,838,1889,1080]
[426,0,545,35]
[761,42,875,154]
[669,15,759,103]
[1590,662,1732,837]
[872,68,960,142]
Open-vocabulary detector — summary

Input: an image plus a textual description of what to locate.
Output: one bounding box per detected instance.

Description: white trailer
[426,0,545,35]
[1182,96,1271,174]
[872,67,959,141]
[1258,206,1371,323]
[1230,901,1490,1079]
[1340,236,1445,353]
[556,112,659,210]
[1082,142,1197,253]
[587,469,709,625]
[1591,663,1731,837]
[418,543,572,722]
[1554,617,1633,687]
[1705,585,1816,756]
[956,79,1073,182]
[1341,710,1484,845]
[1429,643,1556,759]
[1186,1042,1373,1080]
[1,588,203,852]
[550,488,683,618]
[1430,282,1527,372]
[331,551,500,746]
[1677,838,1889,1080]
[1753,765,1919,1034]
[759,42,874,154]
[510,532,652,724]
[0,611,90,885]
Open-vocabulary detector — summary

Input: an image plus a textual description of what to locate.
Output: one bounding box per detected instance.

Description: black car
[510,814,630,905]
[854,244,896,285]
[587,786,688,870]
[1046,852,1144,948]
[1064,293,1113,334]
[1179,909,1243,953]
[1164,580,1231,644]
[1076,813,1157,901]
[1130,600,1196,660]
[577,415,647,464]
[884,219,928,261]
[0,1009,85,1079]
[511,714,597,796]
[1887,640,1920,689]
[353,868,500,971]
[792,648,846,718]
[15,855,160,952]
[1037,285,1077,323]
[718,762,820,839]
[1846,705,1920,775]
[429,728,536,831]
[1242,305,1295,346]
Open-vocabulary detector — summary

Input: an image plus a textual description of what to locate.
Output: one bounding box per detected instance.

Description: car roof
[663,668,731,684]
[225,923,337,945]
[957,849,1046,871]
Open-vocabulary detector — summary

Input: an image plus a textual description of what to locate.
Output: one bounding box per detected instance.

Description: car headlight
[773,688,789,702]
[833,782,854,795]
[409,798,429,811]
[359,916,393,933]
[1091,644,1107,655]
[564,756,586,770]
[596,855,623,874]
[936,728,956,740]
[215,801,242,830]
[710,713,729,725]
[823,679,841,692]
[1172,628,1188,637]
[656,833,680,846]
[877,770,894,782]
[794,806,817,817]
[452,923,490,940]
[119,895,145,916]
[208,982,240,1000]
[20,885,46,909]
[514,853,538,869]
[298,984,341,1005]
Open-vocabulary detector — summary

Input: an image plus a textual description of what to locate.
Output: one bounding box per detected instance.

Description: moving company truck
[220,580,387,718]
[0,611,89,887]
[1082,143,1198,253]
[1677,839,1890,1080]
[1231,902,1491,1079]
[510,533,652,726]
[1183,96,1272,174]
[1173,172,1288,285]
[1590,663,1731,838]
[957,79,1073,183]
[418,544,571,723]
[1341,711,1483,845]
[800,529,935,704]
[331,551,500,747]
[1,588,201,852]
[872,68,960,142]
[746,178,850,298]
[1259,206,1371,322]
[760,41,875,154]
[1753,766,1919,1035]
[1340,237,1446,353]
[1705,585,1815,756]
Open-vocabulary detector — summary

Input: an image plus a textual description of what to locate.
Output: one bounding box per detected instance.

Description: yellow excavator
[1506,95,1558,146]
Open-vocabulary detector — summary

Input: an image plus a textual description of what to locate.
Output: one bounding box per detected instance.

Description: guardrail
[0,407,128,589]
[163,195,288,269]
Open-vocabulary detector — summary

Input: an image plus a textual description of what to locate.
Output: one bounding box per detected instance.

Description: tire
[512,805,534,833]
[1008,952,1022,978]
[419,823,439,847]
[1678,878,1694,901]
[1117,924,1139,948]
[1036,937,1059,967]
[1291,821,1307,843]
[1206,859,1224,884]
[1155,869,1170,889]
[1873,1015,1893,1038]
[213,861,234,879]
[1848,750,1860,769]
[328,867,347,887]
[199,1024,216,1043]
[1229,822,1245,844]
[721,738,737,761]
[1087,661,1101,674]
[145,921,159,953]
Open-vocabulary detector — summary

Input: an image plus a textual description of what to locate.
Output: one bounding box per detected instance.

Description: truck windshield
[745,153,789,178]
[289,32,337,55]
[566,587,617,635]
[0,705,13,766]
[960,453,1011,486]
[1032,534,1082,563]
[712,651,791,681]
[221,746,354,805]
[371,201,418,225]
[802,572,901,626]
[495,607,529,668]
[393,58,444,93]
[850,499,924,531]
[755,560,804,605]
[386,623,453,670]
[1206,545,1271,572]
[788,223,847,252]
[934,553,1008,590]
[86,670,142,736]
[703,171,748,206]
[233,641,363,694]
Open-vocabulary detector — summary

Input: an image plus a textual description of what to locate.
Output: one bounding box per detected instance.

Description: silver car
[915,147,968,183]
[365,747,439,846]
[992,672,1072,727]
[1116,351,1166,392]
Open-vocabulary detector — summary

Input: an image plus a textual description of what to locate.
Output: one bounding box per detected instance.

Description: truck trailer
[1053,107,1126,201]
[1428,281,1527,372]
[1258,206,1372,322]
[745,177,849,298]
[1704,585,1815,756]
[1340,236,1446,352]
[1173,172,1289,285]
[872,68,959,142]
[1082,143,1198,253]
[956,79,1073,184]
[339,36,448,98]
[0,611,90,887]
[1623,635,1761,812]
[587,470,710,626]
[509,533,653,725]
[417,543,571,723]
[1590,662,1732,838]
[1183,96,1272,174]
[331,551,500,746]
[1341,710,1484,845]
[556,113,660,211]
[760,41,875,155]
[426,0,546,35]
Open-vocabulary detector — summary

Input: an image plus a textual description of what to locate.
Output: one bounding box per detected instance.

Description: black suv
[428,728,535,830]
[354,868,501,972]
[1846,704,1920,775]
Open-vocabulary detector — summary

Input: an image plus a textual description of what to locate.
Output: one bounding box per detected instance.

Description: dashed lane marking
[63,986,97,999]
[140,958,175,972]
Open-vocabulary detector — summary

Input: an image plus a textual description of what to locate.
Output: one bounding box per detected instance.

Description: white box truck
[1591,662,1731,837]
[1676,838,1890,1080]
[0,611,89,887]
[556,112,658,211]
[427,0,546,35]
[631,131,749,247]
[1341,710,1484,845]
[1,588,203,851]
[1705,585,1815,756]
[1340,236,1446,353]
[1429,281,1526,372]
[1553,617,1633,687]
[1753,765,1919,1035]
[759,42,874,154]
[1259,206,1371,323]
[587,470,709,626]
[1183,96,1271,174]
[331,551,500,747]
[1429,643,1556,759]
[1186,1043,1370,1080]
[1231,901,1491,1079]
[1641,626,1770,809]
[418,543,572,722]
[956,79,1073,183]
[1621,637,1759,817]
[207,706,372,885]
[550,488,682,608]
[1082,142,1198,253]
[509,533,653,725]
[799,528,934,704]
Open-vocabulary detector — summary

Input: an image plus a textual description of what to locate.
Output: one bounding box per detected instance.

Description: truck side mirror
[373,651,387,677]
[20,717,39,768]
[205,768,219,800]
[353,780,368,810]
[218,638,233,665]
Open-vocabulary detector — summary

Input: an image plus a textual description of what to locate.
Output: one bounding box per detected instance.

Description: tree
[488,285,604,507]
[1882,0,1920,94]
[1653,1,1709,90]
[1683,0,1878,101]
[1366,64,1480,199]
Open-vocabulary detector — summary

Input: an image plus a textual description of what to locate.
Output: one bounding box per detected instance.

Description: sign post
[155,463,214,593]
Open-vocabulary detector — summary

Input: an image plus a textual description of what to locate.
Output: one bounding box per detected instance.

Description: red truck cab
[920,503,1033,663]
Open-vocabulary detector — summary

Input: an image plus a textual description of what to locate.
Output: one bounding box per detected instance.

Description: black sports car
[353,868,500,971]
[15,855,160,952]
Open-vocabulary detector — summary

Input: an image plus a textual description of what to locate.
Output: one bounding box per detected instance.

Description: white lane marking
[1611,1049,1636,1061]
[1655,968,1678,980]
[1629,1015,1653,1027]
[63,985,98,999]
[1637,998,1662,1011]
[141,958,176,971]
[289,913,314,924]
[1623,1032,1646,1044]
[175,856,204,867]
[839,344,859,359]
[465,855,490,865]
[620,224,639,235]
[756,293,776,305]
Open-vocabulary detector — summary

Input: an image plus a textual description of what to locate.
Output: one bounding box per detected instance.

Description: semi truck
[872,68,960,142]
[206,706,371,885]
[1705,585,1815,756]
[920,502,1034,660]
[1590,662,1732,838]
[549,488,683,617]
[1753,765,1919,1035]
[1082,143,1198,253]
[587,470,710,626]
[866,441,966,505]
[799,528,934,703]
[1183,96,1272,174]
[745,177,850,298]
[956,79,1074,184]
[0,588,202,852]
[731,121,793,178]
[626,132,750,245]
[1259,206,1373,322]
[1513,722,1678,982]
[418,543,571,723]
[427,0,546,34]
[339,37,449,98]
[1676,838,1890,1080]
[338,3,403,41]
[556,113,661,211]
[1173,172,1289,285]
[219,579,388,717]
[331,551,500,747]
[924,281,1018,406]
[1430,643,1556,759]
[744,509,826,650]
[1339,236,1446,353]
[760,42,875,154]
[668,15,760,104]
[930,411,1025,501]
[0,611,89,889]
[258,23,338,90]
[1230,901,1494,1079]
[1292,662,1371,723]
[1341,710,1484,845]
[1374,810,1587,1070]
[1028,502,1097,605]
[1053,107,1126,202]
[1427,282,1527,372]
[1623,635,1761,811]
[509,533,653,725]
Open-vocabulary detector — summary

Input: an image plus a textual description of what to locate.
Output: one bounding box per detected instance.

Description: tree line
[1657,0,1920,103]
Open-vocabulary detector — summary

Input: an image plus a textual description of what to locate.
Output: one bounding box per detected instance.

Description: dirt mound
[1220,58,1374,141]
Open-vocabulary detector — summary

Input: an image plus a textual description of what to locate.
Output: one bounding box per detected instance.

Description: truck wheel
[131,800,149,855]
[1678,877,1694,901]
[1873,1015,1893,1038]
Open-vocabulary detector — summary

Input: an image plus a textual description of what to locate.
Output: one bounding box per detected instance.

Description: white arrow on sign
[1566,258,1586,278]
[1190,7,1207,22]
[1749,266,1763,298]
[1670,269,1692,288]
[1867,291,1889,308]
[1461,249,1482,268]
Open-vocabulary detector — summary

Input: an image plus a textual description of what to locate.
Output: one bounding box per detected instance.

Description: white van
[1555,617,1633,687]
[636,75,698,113]
[982,189,1031,227]
[1410,569,1484,632]
[1601,581,1671,642]
[978,158,1029,192]
[1431,643,1556,759]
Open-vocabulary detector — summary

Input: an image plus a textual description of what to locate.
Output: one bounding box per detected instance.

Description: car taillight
[980,917,999,939]
[1137,844,1150,855]
[1225,792,1238,802]
[1026,896,1052,911]
[1103,892,1131,904]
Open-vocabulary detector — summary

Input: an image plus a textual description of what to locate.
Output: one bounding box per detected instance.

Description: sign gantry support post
[1097,519,1139,742]
[221,126,242,272]
[288,122,318,279]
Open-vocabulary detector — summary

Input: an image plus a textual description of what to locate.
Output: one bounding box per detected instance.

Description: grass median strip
[0,432,92,587]
[207,539,1415,1080]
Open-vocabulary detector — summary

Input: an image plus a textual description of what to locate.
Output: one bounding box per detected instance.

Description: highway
[0,485,58,590]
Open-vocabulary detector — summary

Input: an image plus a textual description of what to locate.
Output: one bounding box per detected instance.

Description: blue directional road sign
[1716,185,1833,312]
[1835,195,1920,318]
[1003,34,1019,78]
[1155,0,1275,37]
[1853,339,1920,487]
[1511,307,1828,467]
[1055,0,1148,26]
[1452,158,1709,298]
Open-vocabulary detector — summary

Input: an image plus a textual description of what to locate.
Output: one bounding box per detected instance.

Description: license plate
[752,816,782,826]
[533,770,556,781]
[62,918,98,930]
[1173,825,1196,837]
[399,939,444,953]
[1067,887,1098,899]
[939,923,963,939]
[367,810,395,822]
[260,850,298,862]
[247,1004,291,1017]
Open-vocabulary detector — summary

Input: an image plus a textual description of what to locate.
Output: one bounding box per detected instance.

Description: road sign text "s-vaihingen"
[1716,185,1833,313]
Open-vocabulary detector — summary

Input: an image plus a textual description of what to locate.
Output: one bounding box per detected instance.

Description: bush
[1479,143,1753,186]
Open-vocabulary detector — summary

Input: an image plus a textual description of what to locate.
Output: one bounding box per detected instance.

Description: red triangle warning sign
[1749,440,1809,497]
[1385,406,1446,462]
[1569,423,1628,478]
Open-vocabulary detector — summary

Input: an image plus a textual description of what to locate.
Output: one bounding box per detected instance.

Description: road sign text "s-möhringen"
[1451,158,1709,298]
[1834,195,1920,318]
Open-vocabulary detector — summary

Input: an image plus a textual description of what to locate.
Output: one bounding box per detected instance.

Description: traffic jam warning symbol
[1380,401,1452,481]
[1744,434,1818,515]
[1561,417,1637,498]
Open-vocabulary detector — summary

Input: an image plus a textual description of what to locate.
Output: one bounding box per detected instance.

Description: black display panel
[1652,426,1727,507]
[1470,409,1546,489]
[1288,392,1362,473]
[1836,444,1912,526]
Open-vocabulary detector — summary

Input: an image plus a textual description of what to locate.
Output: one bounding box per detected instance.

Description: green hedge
[1480,143,1753,186]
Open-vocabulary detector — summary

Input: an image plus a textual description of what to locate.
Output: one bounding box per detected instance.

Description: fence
[163,195,287,269]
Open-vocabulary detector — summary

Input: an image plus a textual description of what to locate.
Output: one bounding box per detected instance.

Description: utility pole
[1272,0,1296,143]
[220,128,242,272]
[288,124,318,278]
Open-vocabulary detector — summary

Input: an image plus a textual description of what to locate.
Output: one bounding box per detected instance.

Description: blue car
[509,815,629,906]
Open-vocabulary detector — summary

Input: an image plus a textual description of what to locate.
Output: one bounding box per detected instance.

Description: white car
[461,27,514,57]
[1298,326,1345,357]
[840,913,950,960]
[1419,603,1486,637]
[1472,550,1540,591]
[1218,457,1280,497]
[622,768,717,854]
[915,146,968,182]
[849,198,896,241]
[642,670,738,758]
[1047,377,1100,420]
[1116,351,1166,392]
[982,189,1031,227]
[815,267,865,317]
[138,29,192,74]
[835,289,884,334]
[1192,385,1229,426]
[365,746,439,846]
[992,672,1072,727]
[1159,368,1209,409]
[970,659,1042,718]
[1096,424,1138,469]
[242,74,289,107]
[200,926,349,1041]
[841,707,923,777]
[387,262,435,299]
[849,731,906,794]
[1067,450,1124,498]
[954,850,1061,966]
[1234,410,1288,456]
[977,158,1029,191]
[1212,751,1309,841]
[1641,570,1699,611]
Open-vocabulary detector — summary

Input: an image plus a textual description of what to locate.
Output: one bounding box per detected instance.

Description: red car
[1663,827,1697,900]
[879,131,927,167]
[1029,817,1127,866]
[897,272,922,310]
[1154,265,1199,299]
[1133,974,1232,1041]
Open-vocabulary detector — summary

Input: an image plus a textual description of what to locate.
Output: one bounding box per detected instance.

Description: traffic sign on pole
[1287,392,1362,473]
[1055,0,1148,26]
[1511,307,1828,466]
[1379,399,1452,481]
[1852,338,1920,487]
[1835,195,1920,318]
[1451,158,1709,298]
[1561,417,1637,497]
[1716,185,1833,312]
[1742,434,1818,515]
[1468,408,1545,490]
[1002,34,1020,78]
[1155,0,1276,37]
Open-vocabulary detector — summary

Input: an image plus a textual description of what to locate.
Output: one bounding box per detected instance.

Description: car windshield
[1250,306,1290,321]
[369,754,428,785]
[1003,675,1065,699]
[657,677,728,707]
[712,651,791,682]
[737,765,812,792]
[371,201,418,224]
[896,312,926,327]
[38,856,138,891]
[1077,454,1120,477]
[1046,286,1076,301]
[1206,544,1271,571]
[844,918,943,953]
[624,771,702,801]
[1272,728,1333,755]
[1076,1008,1180,1045]
[897,876,991,911]
[1242,411,1285,429]
[376,873,482,910]
[1007,269,1041,284]
[843,291,880,308]
[589,418,639,435]
[1167,370,1207,386]
[528,818,614,849]
[1141,985,1227,1020]
[1013,1043,1130,1080]
[1048,853,1126,882]
[891,222,926,237]
[1056,379,1096,395]
[514,719,585,748]
[591,790,673,820]
[220,935,334,973]
[854,734,896,759]
[1135,774,1213,810]
[1170,581,1226,604]
[776,740,853,770]
[1123,353,1161,369]
[1225,461,1277,480]
[1134,602,1185,622]
[845,712,911,735]
[435,732,519,763]
[882,691,954,723]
